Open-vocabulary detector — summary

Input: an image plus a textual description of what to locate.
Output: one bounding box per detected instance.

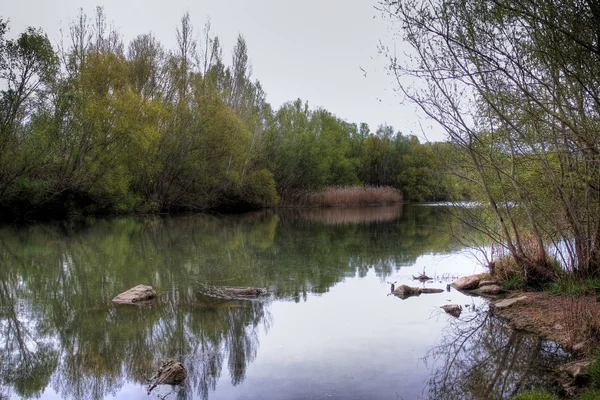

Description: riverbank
[489,291,600,397]
[491,292,600,355]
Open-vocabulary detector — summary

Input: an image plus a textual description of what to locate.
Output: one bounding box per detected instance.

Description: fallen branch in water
[197,283,268,301]
[147,360,187,394]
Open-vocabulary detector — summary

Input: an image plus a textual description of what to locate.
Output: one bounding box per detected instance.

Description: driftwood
[147,360,187,394]
[112,284,156,304]
[391,284,444,299]
[197,283,268,301]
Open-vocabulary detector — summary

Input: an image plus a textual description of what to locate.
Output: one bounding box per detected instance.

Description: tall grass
[560,296,600,349]
[298,186,402,207]
[489,238,563,289]
[548,276,600,296]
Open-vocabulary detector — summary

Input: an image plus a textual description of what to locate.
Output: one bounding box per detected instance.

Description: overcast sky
[2,0,445,141]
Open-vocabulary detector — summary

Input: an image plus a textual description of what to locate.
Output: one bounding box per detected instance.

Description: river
[0,204,570,399]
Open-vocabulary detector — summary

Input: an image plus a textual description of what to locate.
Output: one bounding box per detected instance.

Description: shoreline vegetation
[284,185,402,208]
[0,8,458,222]
[380,0,600,397]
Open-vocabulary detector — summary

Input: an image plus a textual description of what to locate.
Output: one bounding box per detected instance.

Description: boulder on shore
[451,275,481,291]
[441,304,462,317]
[112,284,157,304]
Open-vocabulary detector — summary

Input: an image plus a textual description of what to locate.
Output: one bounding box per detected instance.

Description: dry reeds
[300,186,402,207]
[280,205,403,225]
[561,295,600,350]
[489,236,562,288]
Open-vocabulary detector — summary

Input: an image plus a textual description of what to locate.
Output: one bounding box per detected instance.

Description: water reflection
[0,205,480,399]
[426,308,571,399]
[277,204,403,225]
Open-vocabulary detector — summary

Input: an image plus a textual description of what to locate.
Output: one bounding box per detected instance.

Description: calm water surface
[0,205,570,400]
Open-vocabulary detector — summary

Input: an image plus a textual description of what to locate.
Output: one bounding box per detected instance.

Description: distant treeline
[0,8,462,219]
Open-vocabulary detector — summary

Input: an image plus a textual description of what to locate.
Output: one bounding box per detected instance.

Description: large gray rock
[493,295,527,309]
[112,284,157,304]
[451,275,481,291]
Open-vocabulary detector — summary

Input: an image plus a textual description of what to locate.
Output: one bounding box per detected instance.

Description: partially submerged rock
[393,284,444,299]
[112,284,156,304]
[451,275,481,291]
[198,283,268,301]
[472,284,505,296]
[148,359,187,394]
[441,304,462,317]
[493,295,528,309]
[412,273,432,281]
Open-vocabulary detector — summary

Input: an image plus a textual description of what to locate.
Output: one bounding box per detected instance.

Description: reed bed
[300,186,402,207]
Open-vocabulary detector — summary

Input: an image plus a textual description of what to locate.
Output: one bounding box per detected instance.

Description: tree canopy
[0,9,457,220]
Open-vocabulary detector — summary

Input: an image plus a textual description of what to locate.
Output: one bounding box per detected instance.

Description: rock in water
[441,304,462,317]
[148,360,187,394]
[393,284,422,297]
[112,284,156,304]
[451,275,481,291]
[472,284,505,296]
[412,273,432,281]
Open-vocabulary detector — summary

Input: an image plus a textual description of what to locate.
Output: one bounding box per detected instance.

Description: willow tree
[381,0,600,279]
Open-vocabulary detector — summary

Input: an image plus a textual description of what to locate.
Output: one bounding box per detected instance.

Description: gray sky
[2,0,445,141]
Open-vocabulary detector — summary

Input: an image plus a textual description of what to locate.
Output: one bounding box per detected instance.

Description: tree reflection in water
[426,307,571,400]
[0,204,470,399]
[0,275,270,400]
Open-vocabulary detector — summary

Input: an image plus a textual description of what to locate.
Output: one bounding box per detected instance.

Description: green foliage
[0,11,459,220]
[590,351,600,389]
[500,272,528,291]
[547,276,600,296]
[240,169,279,208]
[510,390,559,400]
[383,0,600,280]
[579,390,600,400]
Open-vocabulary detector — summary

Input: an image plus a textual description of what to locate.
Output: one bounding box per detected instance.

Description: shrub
[240,169,279,207]
[579,389,600,400]
[560,296,600,349]
[590,351,600,389]
[548,276,600,296]
[490,242,562,290]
